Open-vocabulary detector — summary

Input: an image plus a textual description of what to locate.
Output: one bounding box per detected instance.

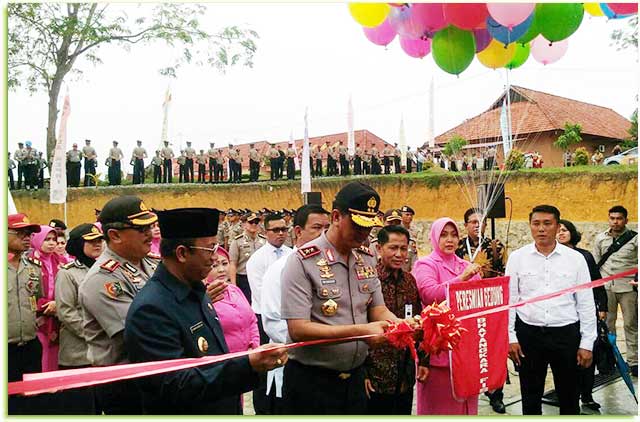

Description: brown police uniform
[229,221,267,302]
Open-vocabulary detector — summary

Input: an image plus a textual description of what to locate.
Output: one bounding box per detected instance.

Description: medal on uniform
[320,287,329,298]
[321,299,338,316]
[197,336,209,353]
[353,252,364,267]
[331,288,340,296]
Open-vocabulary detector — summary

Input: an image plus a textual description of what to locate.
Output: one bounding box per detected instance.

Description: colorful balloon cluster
[351,2,638,75]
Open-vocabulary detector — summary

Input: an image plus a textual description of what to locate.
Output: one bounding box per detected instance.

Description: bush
[573,147,589,166]
[505,149,525,170]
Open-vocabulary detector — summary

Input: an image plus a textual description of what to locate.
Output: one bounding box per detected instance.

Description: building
[429,86,632,167]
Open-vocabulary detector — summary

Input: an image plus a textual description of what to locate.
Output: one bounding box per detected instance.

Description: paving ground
[243,309,638,415]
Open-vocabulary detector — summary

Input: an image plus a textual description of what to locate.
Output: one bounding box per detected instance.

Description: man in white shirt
[507,204,596,415]
[261,204,330,414]
[246,212,292,414]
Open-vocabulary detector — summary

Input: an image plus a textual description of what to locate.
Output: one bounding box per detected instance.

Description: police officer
[151,150,163,184]
[14,142,25,189]
[280,181,406,414]
[234,147,243,182]
[277,145,285,179]
[370,144,381,175]
[196,149,207,183]
[9,152,16,190]
[82,139,98,187]
[8,214,43,414]
[124,207,288,415]
[78,196,160,414]
[249,143,260,182]
[177,150,186,183]
[131,140,147,185]
[400,205,420,241]
[37,151,47,189]
[215,148,224,182]
[286,143,296,180]
[268,144,279,181]
[393,143,402,174]
[22,141,39,191]
[207,142,217,183]
[184,141,196,183]
[354,143,363,175]
[338,140,349,176]
[382,144,393,174]
[228,212,266,302]
[312,145,323,177]
[66,143,82,187]
[363,147,371,175]
[161,141,175,183]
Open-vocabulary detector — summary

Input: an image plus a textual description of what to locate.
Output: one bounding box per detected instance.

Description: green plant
[442,136,467,158]
[573,147,589,166]
[621,109,638,151]
[554,123,583,151]
[505,149,525,170]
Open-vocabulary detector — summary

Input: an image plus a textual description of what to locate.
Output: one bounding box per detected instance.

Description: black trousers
[153,165,162,183]
[406,158,412,173]
[366,391,413,415]
[234,161,242,182]
[363,161,370,174]
[84,158,96,186]
[354,157,362,174]
[95,378,143,415]
[57,365,97,414]
[383,157,391,174]
[394,157,401,174]
[163,159,172,183]
[178,164,185,183]
[270,158,278,180]
[9,169,15,190]
[108,160,121,185]
[209,158,216,183]
[133,158,145,184]
[68,161,81,187]
[339,154,348,176]
[185,158,194,182]
[315,159,323,177]
[283,360,366,415]
[8,339,42,414]
[286,157,295,179]
[250,159,259,182]
[198,164,206,182]
[24,163,38,189]
[229,159,237,182]
[278,158,284,178]
[38,167,45,188]
[214,162,223,182]
[236,274,251,303]
[252,315,272,414]
[515,317,581,415]
[17,163,24,189]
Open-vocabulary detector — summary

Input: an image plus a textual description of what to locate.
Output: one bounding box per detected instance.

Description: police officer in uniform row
[123,207,288,414]
[151,150,163,184]
[78,196,160,414]
[83,139,98,187]
[131,140,148,185]
[66,143,83,187]
[8,214,43,414]
[229,212,267,302]
[161,141,175,183]
[281,181,410,414]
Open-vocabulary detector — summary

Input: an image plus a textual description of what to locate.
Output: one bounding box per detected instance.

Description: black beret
[49,219,67,230]
[156,208,219,239]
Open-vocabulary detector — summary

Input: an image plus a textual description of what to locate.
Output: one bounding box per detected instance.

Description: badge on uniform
[356,266,376,280]
[321,299,338,316]
[404,304,413,319]
[197,336,209,353]
[29,296,37,312]
[104,281,124,298]
[325,249,336,263]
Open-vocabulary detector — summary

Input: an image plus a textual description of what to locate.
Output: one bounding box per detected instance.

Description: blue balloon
[599,3,634,19]
[486,13,533,45]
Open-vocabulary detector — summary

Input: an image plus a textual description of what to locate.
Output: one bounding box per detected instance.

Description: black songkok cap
[156,208,219,239]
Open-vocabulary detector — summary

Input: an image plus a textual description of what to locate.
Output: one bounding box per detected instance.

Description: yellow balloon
[584,3,605,17]
[348,3,391,28]
[477,39,516,69]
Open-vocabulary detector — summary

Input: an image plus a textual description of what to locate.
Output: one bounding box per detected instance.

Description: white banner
[427,76,435,148]
[160,86,171,151]
[500,97,511,158]
[399,115,407,166]
[291,130,300,170]
[49,94,70,204]
[301,108,311,194]
[347,95,355,156]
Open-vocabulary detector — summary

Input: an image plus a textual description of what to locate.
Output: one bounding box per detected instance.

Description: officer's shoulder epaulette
[357,245,374,256]
[234,234,244,240]
[298,245,321,259]
[26,256,41,267]
[100,259,121,273]
[61,261,76,270]
[147,252,161,260]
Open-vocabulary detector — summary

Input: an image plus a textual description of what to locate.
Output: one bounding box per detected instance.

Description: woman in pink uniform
[412,217,482,415]
[29,225,71,372]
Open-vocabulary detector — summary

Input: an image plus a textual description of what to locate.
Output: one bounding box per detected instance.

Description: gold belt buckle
[338,372,351,380]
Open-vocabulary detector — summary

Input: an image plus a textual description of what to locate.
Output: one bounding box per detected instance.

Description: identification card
[404,304,413,319]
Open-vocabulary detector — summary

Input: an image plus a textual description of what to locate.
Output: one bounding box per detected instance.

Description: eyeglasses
[188,245,219,257]
[8,230,32,238]
[247,220,260,225]
[117,224,152,233]
[266,227,288,234]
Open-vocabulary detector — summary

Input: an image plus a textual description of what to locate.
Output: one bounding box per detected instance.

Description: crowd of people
[8,182,637,416]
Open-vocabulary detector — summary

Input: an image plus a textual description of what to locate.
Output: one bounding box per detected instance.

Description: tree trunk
[46,75,63,161]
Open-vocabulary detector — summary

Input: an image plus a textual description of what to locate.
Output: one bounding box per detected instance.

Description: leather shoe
[490,399,506,414]
[582,400,601,411]
[630,365,638,377]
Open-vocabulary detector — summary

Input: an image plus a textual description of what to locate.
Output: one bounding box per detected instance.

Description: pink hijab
[427,217,470,277]
[29,226,70,306]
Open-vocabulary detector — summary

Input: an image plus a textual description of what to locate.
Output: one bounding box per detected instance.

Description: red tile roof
[434,85,632,145]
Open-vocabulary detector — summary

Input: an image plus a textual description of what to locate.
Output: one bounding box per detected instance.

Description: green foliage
[573,147,589,166]
[553,122,582,151]
[610,15,638,51]
[442,136,467,158]
[505,148,525,170]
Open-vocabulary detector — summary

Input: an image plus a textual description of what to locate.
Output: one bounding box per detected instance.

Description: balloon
[600,3,637,18]
[584,3,605,16]
[473,28,492,52]
[536,3,584,42]
[487,3,535,29]
[486,13,533,45]
[388,4,425,39]
[517,9,540,44]
[443,3,489,30]
[608,3,638,16]
[432,25,476,75]
[363,18,397,46]
[399,36,432,58]
[530,35,568,65]
[505,42,530,69]
[411,3,448,37]
[348,3,391,28]
[477,38,517,69]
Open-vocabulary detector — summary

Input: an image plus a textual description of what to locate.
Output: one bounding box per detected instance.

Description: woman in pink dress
[29,225,71,372]
[149,220,161,256]
[412,217,482,415]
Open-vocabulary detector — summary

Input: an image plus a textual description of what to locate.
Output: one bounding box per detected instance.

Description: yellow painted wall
[11,170,637,228]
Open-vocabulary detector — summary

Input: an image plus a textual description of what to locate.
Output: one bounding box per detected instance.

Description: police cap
[332,181,383,228]
[156,208,219,239]
[401,205,415,215]
[384,209,402,224]
[98,195,157,226]
[69,223,104,241]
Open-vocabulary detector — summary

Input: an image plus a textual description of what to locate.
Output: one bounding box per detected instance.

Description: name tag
[404,304,413,319]
[190,321,204,333]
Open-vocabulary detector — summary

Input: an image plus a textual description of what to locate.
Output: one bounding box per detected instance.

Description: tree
[553,122,582,151]
[610,15,638,51]
[442,135,467,158]
[505,148,525,170]
[9,3,259,159]
[573,147,589,166]
[621,109,638,150]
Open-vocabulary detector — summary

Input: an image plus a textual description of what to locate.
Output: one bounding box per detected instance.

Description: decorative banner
[159,85,171,151]
[49,93,70,204]
[300,107,311,193]
[347,95,355,156]
[448,276,510,400]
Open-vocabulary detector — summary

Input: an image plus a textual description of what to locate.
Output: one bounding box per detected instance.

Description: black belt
[516,315,579,333]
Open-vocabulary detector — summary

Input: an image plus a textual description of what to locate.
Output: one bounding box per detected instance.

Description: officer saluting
[78,195,160,414]
[281,181,406,414]
[124,208,288,415]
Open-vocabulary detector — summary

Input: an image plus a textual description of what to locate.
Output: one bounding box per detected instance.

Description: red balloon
[411,3,447,37]
[443,3,489,30]
[608,3,638,15]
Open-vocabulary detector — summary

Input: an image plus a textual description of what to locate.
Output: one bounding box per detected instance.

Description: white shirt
[246,242,292,314]
[261,248,296,397]
[506,242,597,351]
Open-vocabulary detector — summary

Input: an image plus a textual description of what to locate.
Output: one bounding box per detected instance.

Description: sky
[7,3,639,177]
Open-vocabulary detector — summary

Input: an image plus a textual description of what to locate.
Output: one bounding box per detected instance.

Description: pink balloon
[487,3,535,30]
[388,4,425,39]
[608,3,638,15]
[399,36,432,58]
[363,18,397,47]
[530,35,568,65]
[443,3,489,30]
[411,3,447,37]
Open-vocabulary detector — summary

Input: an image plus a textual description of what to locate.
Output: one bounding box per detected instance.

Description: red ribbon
[9,268,637,396]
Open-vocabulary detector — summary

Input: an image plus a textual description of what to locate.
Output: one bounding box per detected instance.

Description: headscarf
[428,217,470,276]
[205,246,230,284]
[29,225,68,303]
[66,223,103,268]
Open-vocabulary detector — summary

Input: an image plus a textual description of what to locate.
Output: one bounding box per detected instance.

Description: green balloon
[518,10,539,45]
[506,43,530,69]
[432,25,475,76]
[536,3,584,42]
